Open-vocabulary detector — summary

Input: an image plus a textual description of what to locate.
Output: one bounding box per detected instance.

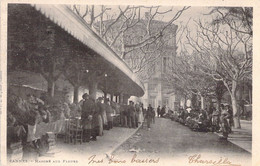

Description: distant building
[124,20,178,110]
[93,14,179,109]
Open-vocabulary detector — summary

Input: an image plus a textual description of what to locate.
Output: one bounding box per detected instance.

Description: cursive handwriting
[188,154,240,166]
[88,154,160,164]
[107,155,126,164]
[131,154,160,164]
[88,155,103,164]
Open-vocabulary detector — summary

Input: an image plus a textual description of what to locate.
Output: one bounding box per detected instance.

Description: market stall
[7,4,145,160]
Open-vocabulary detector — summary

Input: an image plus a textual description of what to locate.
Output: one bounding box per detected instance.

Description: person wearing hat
[81,93,95,142]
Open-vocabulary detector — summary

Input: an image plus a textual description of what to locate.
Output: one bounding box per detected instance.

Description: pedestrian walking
[157,106,161,117]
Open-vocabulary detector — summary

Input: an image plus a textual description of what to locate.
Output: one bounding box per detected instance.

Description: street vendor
[81,93,95,142]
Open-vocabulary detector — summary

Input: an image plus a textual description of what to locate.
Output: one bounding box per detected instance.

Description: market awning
[8,4,144,97]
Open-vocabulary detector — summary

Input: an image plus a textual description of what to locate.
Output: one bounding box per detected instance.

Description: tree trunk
[201,95,205,110]
[47,79,55,97]
[231,95,241,128]
[89,80,98,100]
[183,95,187,109]
[231,80,241,129]
[73,85,80,103]
[217,98,221,111]
[104,92,107,103]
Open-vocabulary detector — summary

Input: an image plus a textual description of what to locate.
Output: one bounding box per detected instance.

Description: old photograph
[1,2,255,166]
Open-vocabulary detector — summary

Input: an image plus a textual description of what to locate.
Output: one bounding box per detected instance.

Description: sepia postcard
[1,0,260,166]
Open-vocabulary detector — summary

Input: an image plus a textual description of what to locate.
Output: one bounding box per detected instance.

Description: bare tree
[209,7,252,36]
[186,19,252,128]
[71,5,190,79]
[166,50,215,109]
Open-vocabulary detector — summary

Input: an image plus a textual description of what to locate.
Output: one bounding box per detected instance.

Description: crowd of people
[8,88,234,144]
[78,93,121,142]
[81,95,172,142]
[7,89,159,147]
[79,93,158,142]
[170,104,233,140]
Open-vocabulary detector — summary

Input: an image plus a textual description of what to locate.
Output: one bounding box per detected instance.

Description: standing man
[147,104,153,130]
[157,106,161,118]
[81,93,95,142]
[128,101,136,128]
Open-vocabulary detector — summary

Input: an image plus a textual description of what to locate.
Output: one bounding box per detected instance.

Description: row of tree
[8,5,187,103]
[71,5,189,80]
[166,7,252,128]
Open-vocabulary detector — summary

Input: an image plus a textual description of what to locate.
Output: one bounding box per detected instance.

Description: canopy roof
[8,4,144,97]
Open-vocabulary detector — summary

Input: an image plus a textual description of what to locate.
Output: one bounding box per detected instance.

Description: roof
[15,4,145,97]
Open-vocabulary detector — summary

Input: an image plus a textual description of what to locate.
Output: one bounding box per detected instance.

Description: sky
[73,5,213,54]
[75,5,245,55]
[157,7,212,53]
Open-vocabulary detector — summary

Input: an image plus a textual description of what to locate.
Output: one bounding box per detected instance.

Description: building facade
[98,15,179,109]
[140,24,178,110]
